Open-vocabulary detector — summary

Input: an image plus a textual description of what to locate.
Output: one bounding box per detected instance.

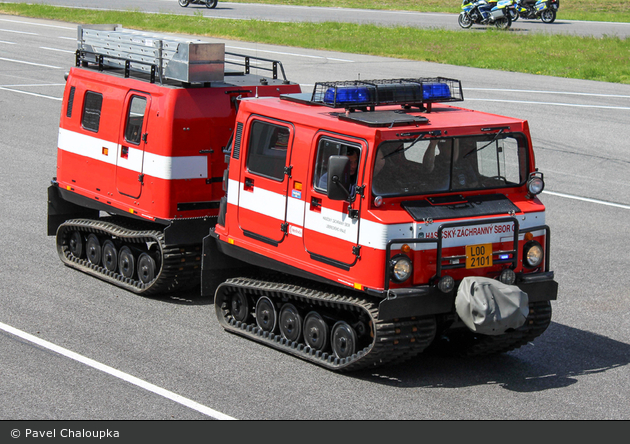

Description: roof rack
[309,77,464,111]
[75,25,289,84]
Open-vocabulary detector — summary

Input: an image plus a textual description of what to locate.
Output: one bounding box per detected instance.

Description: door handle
[310,197,322,212]
[244,177,254,191]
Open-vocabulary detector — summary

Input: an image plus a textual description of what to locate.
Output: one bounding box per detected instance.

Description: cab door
[116,92,151,199]
[237,118,294,246]
[303,135,365,269]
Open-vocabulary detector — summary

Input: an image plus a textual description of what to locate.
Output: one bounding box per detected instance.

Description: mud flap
[455,277,529,336]
[47,185,98,236]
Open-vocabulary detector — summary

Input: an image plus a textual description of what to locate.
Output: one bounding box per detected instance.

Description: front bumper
[375,271,557,320]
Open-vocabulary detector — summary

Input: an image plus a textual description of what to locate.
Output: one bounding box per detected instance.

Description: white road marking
[0,85,62,100]
[226,45,355,62]
[0,17,74,30]
[0,27,37,35]
[542,191,630,210]
[466,87,630,99]
[40,46,75,54]
[466,97,630,111]
[0,321,236,420]
[0,56,61,69]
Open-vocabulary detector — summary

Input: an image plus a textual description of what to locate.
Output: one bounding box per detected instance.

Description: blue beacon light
[323,81,452,106]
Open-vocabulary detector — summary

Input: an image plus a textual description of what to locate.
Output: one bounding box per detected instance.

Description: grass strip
[0,3,628,84]
[224,0,630,23]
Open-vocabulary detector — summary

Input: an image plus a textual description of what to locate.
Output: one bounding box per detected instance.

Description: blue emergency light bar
[313,77,464,110]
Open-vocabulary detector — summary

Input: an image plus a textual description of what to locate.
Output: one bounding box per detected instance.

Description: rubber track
[215,277,437,372]
[56,218,201,296]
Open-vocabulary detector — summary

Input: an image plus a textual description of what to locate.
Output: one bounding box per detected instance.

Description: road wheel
[86,234,101,266]
[178,0,190,7]
[118,246,135,279]
[255,296,277,332]
[101,240,118,273]
[303,311,329,351]
[68,231,84,259]
[206,0,218,8]
[137,252,156,284]
[331,321,357,359]
[231,291,251,323]
[279,303,302,342]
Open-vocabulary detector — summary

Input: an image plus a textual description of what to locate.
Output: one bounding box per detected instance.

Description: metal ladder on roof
[76,25,289,84]
[77,24,225,84]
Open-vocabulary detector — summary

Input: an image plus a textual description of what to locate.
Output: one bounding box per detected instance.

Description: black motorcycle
[179,0,218,8]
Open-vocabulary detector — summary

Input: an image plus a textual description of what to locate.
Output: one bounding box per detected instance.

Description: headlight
[390,255,413,283]
[499,268,516,285]
[523,241,544,268]
[527,172,545,197]
[437,275,455,293]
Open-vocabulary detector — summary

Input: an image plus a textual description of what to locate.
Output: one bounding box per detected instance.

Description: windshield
[372,135,528,197]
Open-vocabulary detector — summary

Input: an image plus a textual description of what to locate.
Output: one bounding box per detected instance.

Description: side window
[81,91,103,132]
[124,96,147,145]
[246,121,290,181]
[314,138,360,193]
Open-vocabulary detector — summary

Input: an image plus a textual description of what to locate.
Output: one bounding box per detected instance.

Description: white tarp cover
[455,276,529,336]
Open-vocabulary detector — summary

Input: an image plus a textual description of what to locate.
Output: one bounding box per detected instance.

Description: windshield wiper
[463,128,506,158]
[385,130,442,159]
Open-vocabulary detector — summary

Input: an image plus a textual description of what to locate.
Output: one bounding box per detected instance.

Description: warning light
[323,80,454,107]
[102,147,109,156]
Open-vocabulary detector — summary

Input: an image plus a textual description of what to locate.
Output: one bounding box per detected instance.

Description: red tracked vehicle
[49,26,557,371]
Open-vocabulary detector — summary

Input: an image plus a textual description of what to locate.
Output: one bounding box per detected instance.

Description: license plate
[466,243,493,269]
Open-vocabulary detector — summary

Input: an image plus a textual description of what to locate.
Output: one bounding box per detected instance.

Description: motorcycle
[459,0,512,30]
[491,0,519,22]
[179,0,218,9]
[512,0,559,23]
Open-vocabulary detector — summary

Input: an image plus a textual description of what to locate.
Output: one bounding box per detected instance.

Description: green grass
[225,0,630,22]
[0,3,628,84]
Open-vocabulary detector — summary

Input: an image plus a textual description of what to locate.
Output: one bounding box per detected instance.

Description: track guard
[47,185,98,236]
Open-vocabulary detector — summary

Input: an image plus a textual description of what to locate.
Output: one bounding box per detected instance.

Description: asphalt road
[2,0,630,38]
[0,12,629,423]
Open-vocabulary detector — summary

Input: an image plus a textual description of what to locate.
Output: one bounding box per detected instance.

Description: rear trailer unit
[48,25,300,295]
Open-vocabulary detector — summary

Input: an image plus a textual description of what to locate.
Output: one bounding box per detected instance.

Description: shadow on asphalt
[351,322,629,392]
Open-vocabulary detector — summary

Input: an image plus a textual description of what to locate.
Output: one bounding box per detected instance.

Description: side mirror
[327,155,352,201]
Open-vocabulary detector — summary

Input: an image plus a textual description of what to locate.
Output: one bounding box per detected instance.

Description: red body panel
[56,67,300,222]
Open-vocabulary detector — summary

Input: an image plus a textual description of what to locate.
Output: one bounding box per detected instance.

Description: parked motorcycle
[491,0,519,22]
[512,0,559,23]
[179,0,218,9]
[459,0,512,30]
